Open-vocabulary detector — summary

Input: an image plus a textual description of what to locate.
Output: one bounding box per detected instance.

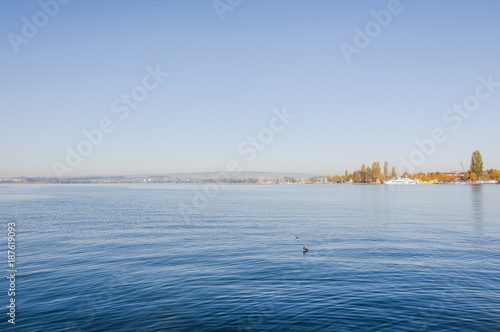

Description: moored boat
[384,177,420,185]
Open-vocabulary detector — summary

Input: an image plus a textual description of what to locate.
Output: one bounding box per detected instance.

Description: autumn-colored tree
[470,150,483,179]
[371,162,376,182]
[470,172,478,182]
[371,161,382,182]
[437,173,454,182]
[333,175,341,183]
[391,167,397,179]
[360,164,367,183]
[352,171,360,183]
[342,170,349,183]
[383,161,389,180]
[367,166,372,183]
[491,169,500,180]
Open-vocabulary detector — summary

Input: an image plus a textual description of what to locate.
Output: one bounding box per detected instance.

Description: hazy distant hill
[127,171,319,180]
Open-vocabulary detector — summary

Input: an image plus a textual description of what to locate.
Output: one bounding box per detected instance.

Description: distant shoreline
[1,180,498,185]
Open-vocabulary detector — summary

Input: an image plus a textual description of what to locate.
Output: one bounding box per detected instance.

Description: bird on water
[292,235,298,239]
[302,246,308,252]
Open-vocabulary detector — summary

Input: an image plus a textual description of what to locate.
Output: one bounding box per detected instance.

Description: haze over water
[1,184,499,331]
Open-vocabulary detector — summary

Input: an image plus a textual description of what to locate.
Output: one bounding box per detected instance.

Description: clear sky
[1,0,500,177]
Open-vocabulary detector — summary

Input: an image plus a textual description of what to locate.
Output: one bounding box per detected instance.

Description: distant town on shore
[2,151,499,185]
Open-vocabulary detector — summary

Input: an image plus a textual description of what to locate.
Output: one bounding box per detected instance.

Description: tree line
[327,161,397,183]
[327,151,500,183]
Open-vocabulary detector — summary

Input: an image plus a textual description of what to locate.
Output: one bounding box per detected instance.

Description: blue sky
[1,0,500,177]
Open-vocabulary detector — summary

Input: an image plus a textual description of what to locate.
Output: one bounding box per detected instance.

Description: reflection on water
[471,185,484,223]
[470,185,487,267]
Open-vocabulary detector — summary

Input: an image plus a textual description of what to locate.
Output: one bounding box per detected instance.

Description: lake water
[1,184,499,331]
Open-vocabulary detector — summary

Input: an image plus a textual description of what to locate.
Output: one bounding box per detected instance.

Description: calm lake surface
[1,184,499,331]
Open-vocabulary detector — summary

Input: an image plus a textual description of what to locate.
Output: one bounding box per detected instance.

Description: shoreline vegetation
[326,150,498,185]
[1,174,498,185]
[2,151,499,185]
